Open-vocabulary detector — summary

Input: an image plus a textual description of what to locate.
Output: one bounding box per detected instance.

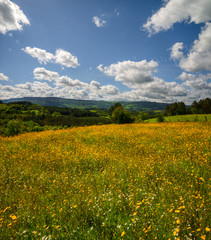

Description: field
[145,114,211,123]
[0,123,210,239]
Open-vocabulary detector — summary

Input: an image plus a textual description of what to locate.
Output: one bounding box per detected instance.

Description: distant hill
[2,97,167,111]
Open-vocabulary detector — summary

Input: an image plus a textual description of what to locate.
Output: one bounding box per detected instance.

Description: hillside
[2,97,167,111]
[0,123,210,239]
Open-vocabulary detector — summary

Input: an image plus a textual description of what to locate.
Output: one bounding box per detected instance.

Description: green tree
[157,114,165,122]
[111,106,133,124]
[5,120,24,136]
[108,102,122,116]
[138,111,149,121]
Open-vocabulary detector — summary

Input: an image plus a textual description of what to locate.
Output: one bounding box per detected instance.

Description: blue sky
[0,0,211,104]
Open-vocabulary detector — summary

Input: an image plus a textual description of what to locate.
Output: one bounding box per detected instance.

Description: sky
[0,0,211,104]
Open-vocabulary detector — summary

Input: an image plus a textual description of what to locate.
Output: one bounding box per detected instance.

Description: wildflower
[201,235,206,240]
[121,231,125,237]
[176,219,180,224]
[10,214,17,220]
[205,227,210,232]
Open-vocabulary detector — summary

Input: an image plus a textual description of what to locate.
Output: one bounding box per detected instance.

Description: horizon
[0,0,211,104]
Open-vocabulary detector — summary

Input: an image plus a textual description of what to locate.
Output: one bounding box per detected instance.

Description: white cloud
[33,67,60,81]
[92,16,106,27]
[176,23,211,72]
[0,0,30,34]
[179,72,211,91]
[100,85,119,95]
[170,42,184,60]
[22,47,79,68]
[0,72,9,81]
[22,47,55,64]
[97,60,158,88]
[56,76,87,88]
[55,49,79,68]
[143,0,211,34]
[90,80,101,90]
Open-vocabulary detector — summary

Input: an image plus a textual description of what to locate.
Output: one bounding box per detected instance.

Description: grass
[0,122,210,239]
[144,114,211,123]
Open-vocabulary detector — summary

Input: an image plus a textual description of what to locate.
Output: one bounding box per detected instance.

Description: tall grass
[0,122,210,239]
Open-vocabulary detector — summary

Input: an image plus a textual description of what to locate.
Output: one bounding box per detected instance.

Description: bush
[157,114,165,122]
[112,107,133,124]
[5,120,24,136]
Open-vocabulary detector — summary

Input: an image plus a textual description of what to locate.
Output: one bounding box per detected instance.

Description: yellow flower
[121,231,125,237]
[10,214,17,220]
[176,219,180,224]
[205,227,210,232]
[175,210,180,213]
[201,235,206,240]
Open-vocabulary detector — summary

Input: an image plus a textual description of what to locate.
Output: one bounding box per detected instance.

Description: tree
[108,102,122,116]
[165,102,186,116]
[111,106,133,124]
[138,111,149,121]
[5,120,24,136]
[157,114,165,122]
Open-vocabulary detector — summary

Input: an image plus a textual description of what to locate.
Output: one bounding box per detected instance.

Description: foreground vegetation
[0,122,210,239]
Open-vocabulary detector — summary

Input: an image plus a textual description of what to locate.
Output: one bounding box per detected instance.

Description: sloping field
[0,123,210,239]
[145,114,211,123]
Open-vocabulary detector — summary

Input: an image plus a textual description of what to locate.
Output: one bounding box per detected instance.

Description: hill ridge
[2,97,167,111]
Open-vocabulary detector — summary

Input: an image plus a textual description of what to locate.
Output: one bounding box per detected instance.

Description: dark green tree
[108,102,122,116]
[111,106,133,124]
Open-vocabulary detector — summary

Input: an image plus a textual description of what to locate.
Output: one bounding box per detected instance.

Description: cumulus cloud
[22,47,55,64]
[179,72,211,91]
[170,42,184,60]
[33,67,60,81]
[97,59,192,102]
[55,49,79,68]
[0,0,30,34]
[22,47,79,68]
[143,0,211,34]
[0,72,9,81]
[173,23,211,72]
[56,76,87,88]
[92,16,106,27]
[97,60,158,88]
[170,23,211,72]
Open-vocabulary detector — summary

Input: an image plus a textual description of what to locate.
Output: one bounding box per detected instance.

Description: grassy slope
[145,114,211,123]
[0,123,210,239]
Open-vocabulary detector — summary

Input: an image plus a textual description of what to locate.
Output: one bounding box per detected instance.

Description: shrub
[5,120,24,136]
[157,114,165,122]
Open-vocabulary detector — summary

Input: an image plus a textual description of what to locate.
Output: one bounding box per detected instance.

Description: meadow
[144,114,211,123]
[0,122,210,239]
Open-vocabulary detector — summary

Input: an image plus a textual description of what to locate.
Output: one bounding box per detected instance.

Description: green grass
[145,114,211,123]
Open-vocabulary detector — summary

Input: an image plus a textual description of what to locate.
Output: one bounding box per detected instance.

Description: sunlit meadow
[0,122,210,239]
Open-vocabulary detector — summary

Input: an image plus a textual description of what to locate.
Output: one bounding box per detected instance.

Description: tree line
[165,98,211,116]
[0,101,112,136]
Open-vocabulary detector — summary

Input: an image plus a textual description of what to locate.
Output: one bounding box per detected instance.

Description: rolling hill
[2,97,167,111]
